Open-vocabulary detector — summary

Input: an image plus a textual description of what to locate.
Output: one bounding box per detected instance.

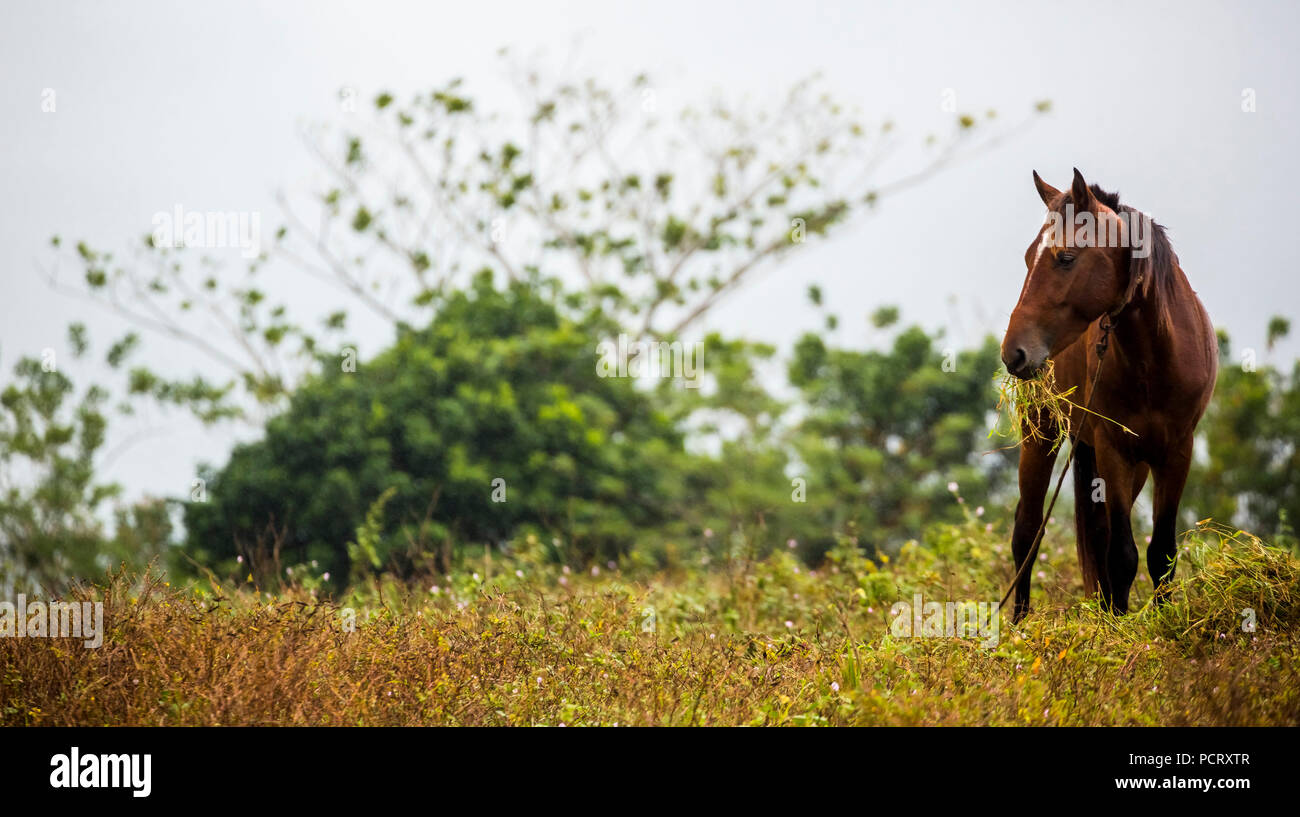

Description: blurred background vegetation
[2,61,1294,594]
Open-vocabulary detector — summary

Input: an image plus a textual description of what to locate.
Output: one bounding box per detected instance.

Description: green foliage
[1185,329,1300,541]
[869,305,900,329]
[786,325,1012,557]
[347,486,396,582]
[624,315,1014,569]
[174,276,1014,587]
[1266,315,1289,350]
[0,351,171,591]
[183,274,686,585]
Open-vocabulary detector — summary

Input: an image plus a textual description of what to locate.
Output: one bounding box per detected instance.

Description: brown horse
[1000,168,1217,622]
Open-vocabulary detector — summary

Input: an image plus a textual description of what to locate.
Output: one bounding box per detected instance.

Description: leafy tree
[786,321,1012,558]
[629,310,1013,569]
[183,273,688,584]
[30,58,1047,586]
[44,57,1045,425]
[1185,322,1300,544]
[0,327,172,592]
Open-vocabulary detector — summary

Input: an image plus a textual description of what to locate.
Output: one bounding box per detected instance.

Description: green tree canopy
[183,272,686,584]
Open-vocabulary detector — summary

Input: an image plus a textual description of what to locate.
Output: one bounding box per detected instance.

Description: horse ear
[1071,167,1095,210]
[1032,171,1060,206]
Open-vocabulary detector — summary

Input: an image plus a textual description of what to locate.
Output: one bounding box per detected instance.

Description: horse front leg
[1010,432,1059,623]
[1149,443,1193,604]
[1094,446,1140,614]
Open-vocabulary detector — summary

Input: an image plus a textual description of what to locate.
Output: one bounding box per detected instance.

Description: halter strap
[1108,268,1144,322]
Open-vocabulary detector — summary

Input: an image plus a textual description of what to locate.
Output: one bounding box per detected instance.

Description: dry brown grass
[4,520,1297,726]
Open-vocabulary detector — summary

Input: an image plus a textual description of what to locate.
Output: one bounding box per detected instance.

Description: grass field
[4,518,1297,726]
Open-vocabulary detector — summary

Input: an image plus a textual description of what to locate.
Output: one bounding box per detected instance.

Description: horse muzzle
[1001,337,1049,380]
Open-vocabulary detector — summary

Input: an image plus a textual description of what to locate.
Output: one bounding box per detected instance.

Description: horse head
[1001,168,1153,379]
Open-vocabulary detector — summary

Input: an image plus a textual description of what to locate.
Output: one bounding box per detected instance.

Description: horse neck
[1109,264,1189,370]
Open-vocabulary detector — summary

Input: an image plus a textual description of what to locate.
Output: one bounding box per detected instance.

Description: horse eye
[1056,253,1076,267]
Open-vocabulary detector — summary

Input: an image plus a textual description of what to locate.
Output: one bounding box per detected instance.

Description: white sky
[2,0,1297,504]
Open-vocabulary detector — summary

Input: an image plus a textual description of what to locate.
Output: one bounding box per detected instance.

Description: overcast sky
[2,0,1297,504]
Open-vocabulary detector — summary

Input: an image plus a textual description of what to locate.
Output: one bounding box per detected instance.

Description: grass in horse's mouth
[991,359,1136,453]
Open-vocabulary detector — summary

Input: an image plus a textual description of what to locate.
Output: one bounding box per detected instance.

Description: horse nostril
[1004,347,1027,373]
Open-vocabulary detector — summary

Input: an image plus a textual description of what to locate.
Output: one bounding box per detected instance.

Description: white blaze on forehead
[1030,212,1059,274]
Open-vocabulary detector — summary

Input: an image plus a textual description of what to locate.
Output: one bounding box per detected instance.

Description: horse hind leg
[1071,440,1105,597]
